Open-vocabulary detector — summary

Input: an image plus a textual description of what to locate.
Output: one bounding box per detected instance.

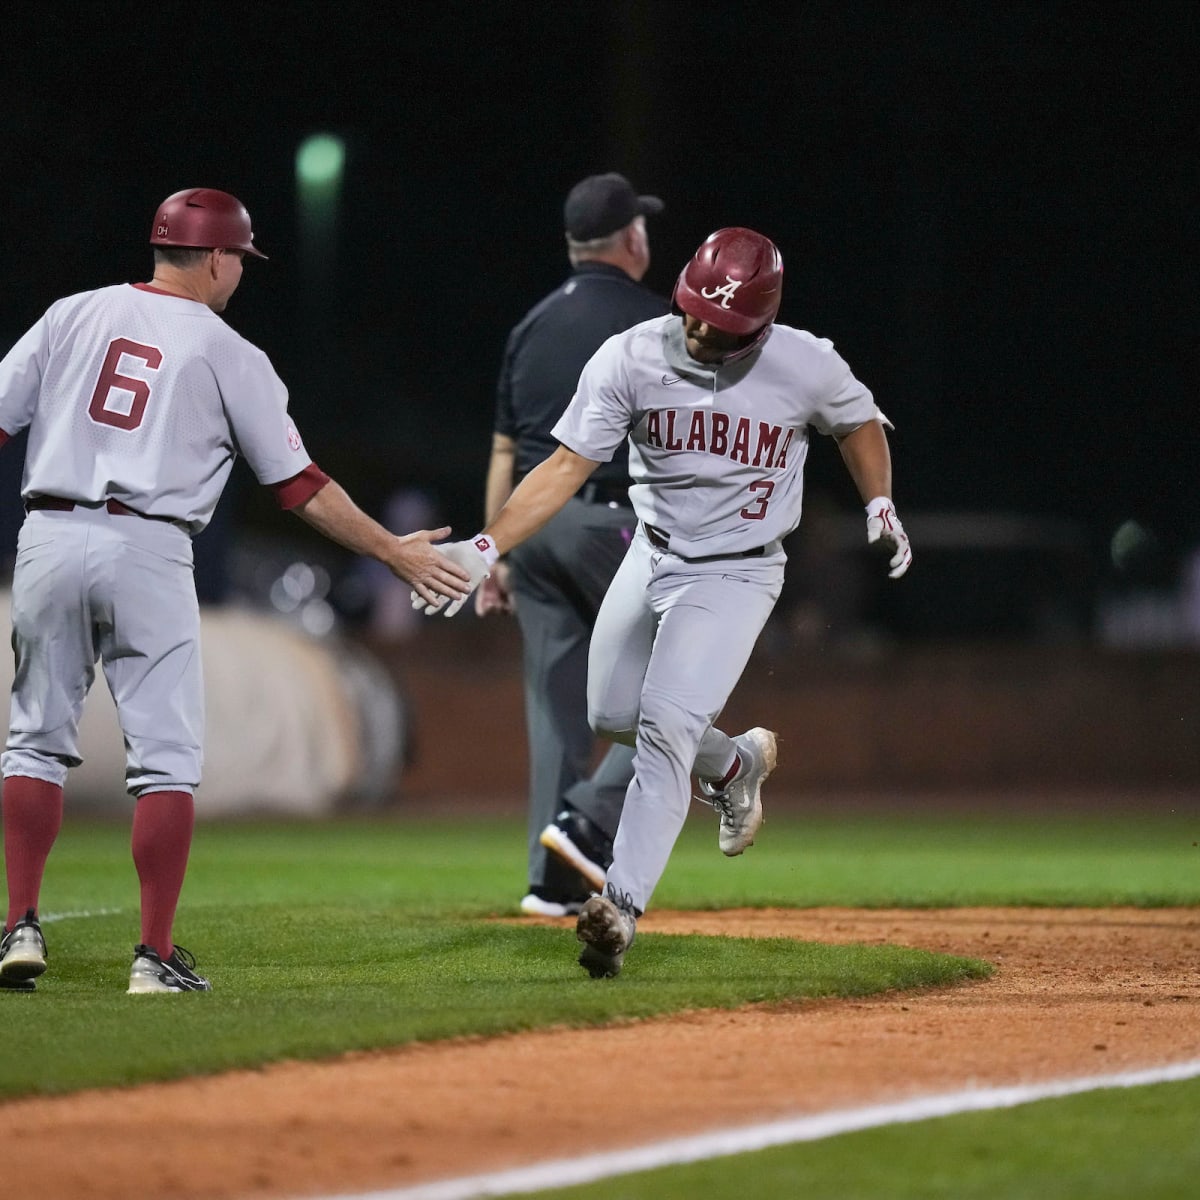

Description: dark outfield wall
[390,626,1200,798]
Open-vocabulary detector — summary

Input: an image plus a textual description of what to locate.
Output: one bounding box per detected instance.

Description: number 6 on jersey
[88,337,162,430]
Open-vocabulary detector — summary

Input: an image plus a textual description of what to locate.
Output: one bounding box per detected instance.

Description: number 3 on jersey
[88,337,162,430]
[740,479,774,520]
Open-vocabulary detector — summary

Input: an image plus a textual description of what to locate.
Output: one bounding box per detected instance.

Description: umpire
[476,173,668,916]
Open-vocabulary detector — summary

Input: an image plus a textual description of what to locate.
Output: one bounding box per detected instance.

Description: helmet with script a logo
[150,188,268,259]
[672,227,782,341]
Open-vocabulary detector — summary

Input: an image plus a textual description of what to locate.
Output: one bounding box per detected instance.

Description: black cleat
[540,808,614,893]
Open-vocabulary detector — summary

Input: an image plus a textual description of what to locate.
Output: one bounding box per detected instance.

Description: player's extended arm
[485,444,599,554]
[412,445,600,618]
[835,420,912,579]
[292,478,470,606]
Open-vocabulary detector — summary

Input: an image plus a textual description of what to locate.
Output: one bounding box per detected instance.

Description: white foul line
[40,908,123,924]
[309,1058,1200,1200]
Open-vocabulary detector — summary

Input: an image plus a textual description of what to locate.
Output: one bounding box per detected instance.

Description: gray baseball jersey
[0,283,313,533]
[552,313,891,913]
[553,313,889,557]
[0,283,315,796]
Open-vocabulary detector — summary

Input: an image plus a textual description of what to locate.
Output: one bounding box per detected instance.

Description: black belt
[578,481,631,506]
[25,495,180,525]
[643,523,765,562]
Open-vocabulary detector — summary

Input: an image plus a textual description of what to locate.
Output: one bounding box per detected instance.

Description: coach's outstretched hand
[382,527,476,610]
[865,497,912,580]
[292,483,473,609]
[411,534,499,618]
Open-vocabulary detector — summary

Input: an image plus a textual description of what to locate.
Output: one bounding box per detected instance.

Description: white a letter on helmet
[700,275,743,309]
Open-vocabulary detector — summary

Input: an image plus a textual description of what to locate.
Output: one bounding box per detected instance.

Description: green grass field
[3,805,1198,1197]
[527,1075,1200,1200]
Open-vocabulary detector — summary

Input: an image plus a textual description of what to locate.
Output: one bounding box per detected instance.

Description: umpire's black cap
[564,173,664,241]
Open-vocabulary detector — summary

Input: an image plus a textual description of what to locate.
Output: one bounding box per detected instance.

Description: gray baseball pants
[586,526,785,913]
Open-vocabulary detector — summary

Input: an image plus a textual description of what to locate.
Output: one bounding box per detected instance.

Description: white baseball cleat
[698,727,777,856]
[0,909,47,988]
[127,944,211,993]
[576,884,638,978]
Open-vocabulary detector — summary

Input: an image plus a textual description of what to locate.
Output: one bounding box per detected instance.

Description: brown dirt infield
[4,905,1198,1200]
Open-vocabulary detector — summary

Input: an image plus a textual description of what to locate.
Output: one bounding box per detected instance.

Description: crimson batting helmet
[672,227,782,339]
[149,188,268,259]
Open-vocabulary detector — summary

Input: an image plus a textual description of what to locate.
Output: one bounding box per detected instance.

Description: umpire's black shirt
[495,262,668,488]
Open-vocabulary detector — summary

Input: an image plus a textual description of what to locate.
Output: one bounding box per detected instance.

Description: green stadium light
[295,133,345,322]
[297,134,345,188]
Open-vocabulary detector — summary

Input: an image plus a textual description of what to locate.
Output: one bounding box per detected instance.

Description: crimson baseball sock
[714,753,742,791]
[2,776,64,930]
[131,790,194,960]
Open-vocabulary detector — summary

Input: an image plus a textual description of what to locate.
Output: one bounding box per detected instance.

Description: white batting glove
[865,496,912,579]
[411,534,499,618]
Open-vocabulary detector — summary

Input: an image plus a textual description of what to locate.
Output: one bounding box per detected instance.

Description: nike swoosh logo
[662,375,685,386]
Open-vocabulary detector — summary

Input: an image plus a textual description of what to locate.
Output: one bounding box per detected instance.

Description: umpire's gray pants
[507,496,636,896]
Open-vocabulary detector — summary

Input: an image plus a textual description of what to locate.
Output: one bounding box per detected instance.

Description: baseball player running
[0,188,469,995]
[415,227,911,977]
[478,172,668,917]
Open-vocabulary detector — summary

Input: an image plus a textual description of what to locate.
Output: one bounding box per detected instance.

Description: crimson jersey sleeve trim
[0,429,10,449]
[271,462,331,509]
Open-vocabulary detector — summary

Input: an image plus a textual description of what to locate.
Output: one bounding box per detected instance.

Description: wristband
[471,533,501,567]
[865,495,892,514]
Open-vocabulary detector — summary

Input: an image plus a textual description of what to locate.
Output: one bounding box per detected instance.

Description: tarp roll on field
[0,590,404,818]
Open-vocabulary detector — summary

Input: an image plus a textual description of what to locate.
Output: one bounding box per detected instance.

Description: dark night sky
[1,2,1194,580]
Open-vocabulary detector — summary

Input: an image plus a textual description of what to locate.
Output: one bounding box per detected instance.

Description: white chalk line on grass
[40,908,123,924]
[312,1058,1200,1200]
